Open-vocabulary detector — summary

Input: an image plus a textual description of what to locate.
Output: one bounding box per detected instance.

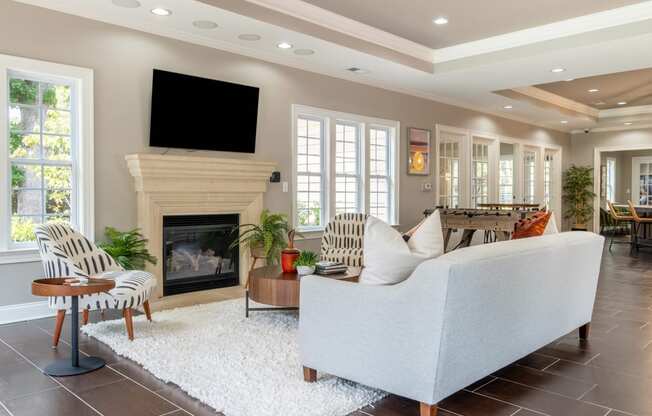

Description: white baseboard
[0,301,55,325]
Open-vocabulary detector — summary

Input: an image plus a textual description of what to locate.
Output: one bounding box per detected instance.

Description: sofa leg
[303,366,317,382]
[124,308,134,341]
[143,300,152,322]
[420,402,438,416]
[52,310,66,348]
[579,323,590,340]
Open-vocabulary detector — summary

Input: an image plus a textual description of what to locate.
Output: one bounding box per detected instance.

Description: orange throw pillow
[512,212,552,240]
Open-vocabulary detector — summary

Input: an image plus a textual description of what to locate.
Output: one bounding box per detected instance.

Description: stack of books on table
[315,261,347,275]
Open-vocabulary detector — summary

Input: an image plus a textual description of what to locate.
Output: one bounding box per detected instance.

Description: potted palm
[230,210,290,265]
[563,165,596,230]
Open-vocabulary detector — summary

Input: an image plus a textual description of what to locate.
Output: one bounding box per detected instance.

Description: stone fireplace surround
[126,153,276,310]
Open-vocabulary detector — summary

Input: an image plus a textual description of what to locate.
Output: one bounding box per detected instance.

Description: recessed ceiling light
[294,49,315,56]
[238,34,261,41]
[594,101,606,106]
[112,0,141,7]
[150,7,171,16]
[551,68,566,73]
[617,101,627,106]
[503,105,513,109]
[192,20,218,29]
[561,120,568,124]
[347,67,369,74]
[277,42,293,49]
[433,17,449,25]
[588,89,599,93]
[624,122,633,126]
[564,78,575,82]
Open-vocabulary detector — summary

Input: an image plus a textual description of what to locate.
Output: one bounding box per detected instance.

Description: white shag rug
[81,299,385,416]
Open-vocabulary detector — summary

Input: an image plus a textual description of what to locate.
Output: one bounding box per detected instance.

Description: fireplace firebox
[162,214,240,296]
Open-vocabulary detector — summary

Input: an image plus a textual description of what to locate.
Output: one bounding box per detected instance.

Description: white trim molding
[0,300,54,325]
[0,53,94,261]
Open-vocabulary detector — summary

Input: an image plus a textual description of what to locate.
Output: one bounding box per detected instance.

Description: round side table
[32,278,115,377]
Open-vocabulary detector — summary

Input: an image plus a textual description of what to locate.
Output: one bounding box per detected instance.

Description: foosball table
[424,207,541,251]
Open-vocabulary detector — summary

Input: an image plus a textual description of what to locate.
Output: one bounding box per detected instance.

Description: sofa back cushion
[360,211,444,285]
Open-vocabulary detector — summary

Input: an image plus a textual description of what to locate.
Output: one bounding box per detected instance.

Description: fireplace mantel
[126,153,276,309]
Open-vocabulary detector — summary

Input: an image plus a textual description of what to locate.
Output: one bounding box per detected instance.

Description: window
[335,122,361,215]
[523,149,536,204]
[369,127,392,222]
[606,158,616,203]
[439,141,460,208]
[471,142,489,208]
[296,116,325,229]
[293,105,399,231]
[544,152,555,209]
[499,143,515,204]
[0,54,93,260]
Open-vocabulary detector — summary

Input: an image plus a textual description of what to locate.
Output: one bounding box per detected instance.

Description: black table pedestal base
[44,356,106,377]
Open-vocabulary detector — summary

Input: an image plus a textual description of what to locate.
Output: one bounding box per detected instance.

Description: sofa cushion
[360,211,444,285]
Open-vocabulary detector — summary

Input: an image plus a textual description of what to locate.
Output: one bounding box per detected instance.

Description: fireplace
[162,214,240,296]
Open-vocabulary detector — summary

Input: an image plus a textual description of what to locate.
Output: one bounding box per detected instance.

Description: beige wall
[0,1,570,306]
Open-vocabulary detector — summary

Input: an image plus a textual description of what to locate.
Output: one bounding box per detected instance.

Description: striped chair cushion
[35,223,157,311]
[320,213,368,267]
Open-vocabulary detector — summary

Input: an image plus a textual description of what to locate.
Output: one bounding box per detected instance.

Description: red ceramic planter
[281,249,300,273]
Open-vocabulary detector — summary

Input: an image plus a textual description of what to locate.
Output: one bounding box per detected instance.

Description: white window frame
[605,157,616,203]
[435,125,469,208]
[522,147,538,204]
[0,54,94,264]
[291,105,399,234]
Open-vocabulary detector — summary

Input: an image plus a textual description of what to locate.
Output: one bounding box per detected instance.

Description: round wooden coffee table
[245,265,359,317]
[32,278,115,377]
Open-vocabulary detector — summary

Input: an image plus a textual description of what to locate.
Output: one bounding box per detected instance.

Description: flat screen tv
[149,69,259,153]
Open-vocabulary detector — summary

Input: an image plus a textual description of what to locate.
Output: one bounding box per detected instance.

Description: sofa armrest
[298,270,449,403]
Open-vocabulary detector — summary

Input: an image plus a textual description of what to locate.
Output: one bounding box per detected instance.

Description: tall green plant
[99,227,157,270]
[230,210,289,264]
[563,165,596,228]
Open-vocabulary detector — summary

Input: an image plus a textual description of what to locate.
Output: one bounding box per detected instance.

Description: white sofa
[299,232,604,416]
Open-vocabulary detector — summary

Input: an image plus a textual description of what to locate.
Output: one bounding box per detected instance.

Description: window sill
[0,249,41,265]
[296,228,325,240]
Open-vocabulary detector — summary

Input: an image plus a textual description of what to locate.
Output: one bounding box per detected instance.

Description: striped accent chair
[35,223,157,345]
[320,213,368,267]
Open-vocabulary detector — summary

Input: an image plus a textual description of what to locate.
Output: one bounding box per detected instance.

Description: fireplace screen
[163,214,239,296]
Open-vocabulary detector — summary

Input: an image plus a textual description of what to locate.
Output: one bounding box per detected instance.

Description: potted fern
[294,250,318,276]
[563,165,596,230]
[230,210,290,265]
[99,227,157,270]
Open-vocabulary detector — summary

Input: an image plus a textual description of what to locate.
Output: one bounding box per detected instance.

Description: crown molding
[242,0,434,63]
[600,104,652,118]
[508,86,599,118]
[433,2,652,63]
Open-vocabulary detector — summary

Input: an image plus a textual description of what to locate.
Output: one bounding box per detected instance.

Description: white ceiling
[14,0,652,134]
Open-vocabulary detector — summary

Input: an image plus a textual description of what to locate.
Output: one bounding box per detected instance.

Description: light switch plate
[283,181,289,193]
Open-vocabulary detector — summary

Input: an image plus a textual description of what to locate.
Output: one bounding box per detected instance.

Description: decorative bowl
[296,265,316,276]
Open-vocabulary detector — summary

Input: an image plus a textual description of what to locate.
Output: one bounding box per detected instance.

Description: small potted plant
[99,227,157,270]
[294,250,318,276]
[281,229,300,273]
[230,210,290,265]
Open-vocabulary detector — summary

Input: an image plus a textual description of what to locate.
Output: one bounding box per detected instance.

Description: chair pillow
[360,211,444,285]
[512,211,552,239]
[544,213,559,234]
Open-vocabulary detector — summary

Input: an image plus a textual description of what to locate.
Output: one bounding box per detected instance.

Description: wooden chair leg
[579,323,590,340]
[82,309,89,326]
[52,310,66,348]
[303,366,317,382]
[124,308,134,341]
[420,402,438,416]
[143,300,152,322]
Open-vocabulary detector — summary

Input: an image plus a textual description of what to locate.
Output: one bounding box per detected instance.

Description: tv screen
[149,69,259,153]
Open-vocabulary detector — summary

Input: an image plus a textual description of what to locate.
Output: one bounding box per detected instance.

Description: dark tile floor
[1,243,651,416]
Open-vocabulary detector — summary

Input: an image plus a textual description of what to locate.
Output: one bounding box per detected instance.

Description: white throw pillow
[360,211,444,285]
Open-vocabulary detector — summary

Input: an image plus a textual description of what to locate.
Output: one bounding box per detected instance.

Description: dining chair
[627,201,652,253]
[607,202,635,253]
